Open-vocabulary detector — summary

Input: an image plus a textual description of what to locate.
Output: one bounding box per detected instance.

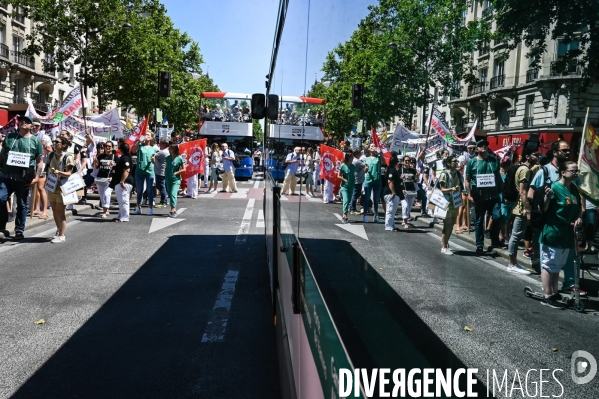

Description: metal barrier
[265,170,363,399]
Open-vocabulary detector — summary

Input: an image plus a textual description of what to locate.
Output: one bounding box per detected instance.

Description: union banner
[578,122,599,205]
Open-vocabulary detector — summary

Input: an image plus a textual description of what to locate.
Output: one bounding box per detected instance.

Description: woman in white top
[207,143,221,193]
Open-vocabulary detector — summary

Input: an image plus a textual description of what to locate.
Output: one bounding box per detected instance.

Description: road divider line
[235,199,255,244]
[201,269,240,343]
[253,179,261,189]
[256,210,265,228]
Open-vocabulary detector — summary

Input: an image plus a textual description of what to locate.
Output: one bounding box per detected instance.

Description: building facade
[0,3,110,126]
[414,0,598,154]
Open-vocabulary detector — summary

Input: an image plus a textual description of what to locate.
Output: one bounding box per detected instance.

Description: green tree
[492,0,599,82]
[252,119,263,143]
[10,0,217,129]
[313,0,481,140]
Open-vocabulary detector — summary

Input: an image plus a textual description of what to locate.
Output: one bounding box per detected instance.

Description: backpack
[501,163,527,202]
[529,166,552,230]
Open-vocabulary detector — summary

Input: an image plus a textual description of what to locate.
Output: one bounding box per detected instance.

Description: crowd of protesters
[0,121,242,241]
[309,135,597,309]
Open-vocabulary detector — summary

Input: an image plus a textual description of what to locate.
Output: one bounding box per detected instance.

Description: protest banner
[371,126,392,163]
[26,85,87,122]
[578,109,599,205]
[179,138,207,180]
[319,144,344,192]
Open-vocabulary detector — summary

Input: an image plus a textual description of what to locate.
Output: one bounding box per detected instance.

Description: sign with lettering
[44,172,59,192]
[71,134,86,147]
[61,190,79,205]
[60,173,85,195]
[476,173,496,187]
[6,151,29,167]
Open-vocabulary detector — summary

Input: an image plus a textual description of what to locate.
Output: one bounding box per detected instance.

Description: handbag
[404,190,417,198]
[94,177,110,186]
[216,164,225,175]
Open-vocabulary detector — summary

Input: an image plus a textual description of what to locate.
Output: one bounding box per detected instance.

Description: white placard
[425,152,438,164]
[72,134,86,147]
[6,151,30,167]
[435,160,444,171]
[61,190,79,204]
[60,173,85,195]
[428,188,449,210]
[476,173,496,187]
[45,172,59,192]
[452,191,463,208]
[433,205,447,219]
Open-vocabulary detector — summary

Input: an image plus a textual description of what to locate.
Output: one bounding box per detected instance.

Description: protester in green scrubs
[337,151,355,224]
[165,144,186,218]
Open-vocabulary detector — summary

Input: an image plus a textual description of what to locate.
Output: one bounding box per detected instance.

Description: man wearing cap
[465,138,503,253]
[0,115,44,239]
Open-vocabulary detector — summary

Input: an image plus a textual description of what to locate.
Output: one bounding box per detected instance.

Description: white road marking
[256,210,265,228]
[306,195,321,202]
[148,218,185,234]
[336,223,369,240]
[175,208,186,216]
[333,213,343,221]
[230,189,249,199]
[202,191,218,197]
[201,269,240,343]
[235,199,255,244]
[253,179,261,189]
[279,195,288,201]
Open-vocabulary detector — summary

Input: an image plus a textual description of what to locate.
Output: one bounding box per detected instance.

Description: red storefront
[484,129,583,162]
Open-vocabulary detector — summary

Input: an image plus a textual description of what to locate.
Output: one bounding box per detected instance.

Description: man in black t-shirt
[383,156,404,231]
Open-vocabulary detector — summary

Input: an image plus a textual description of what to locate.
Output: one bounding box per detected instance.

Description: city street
[0,179,278,399]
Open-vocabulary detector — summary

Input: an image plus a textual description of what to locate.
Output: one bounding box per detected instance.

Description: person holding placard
[0,115,44,240]
[438,155,464,255]
[45,136,75,243]
[465,139,503,253]
[94,141,116,218]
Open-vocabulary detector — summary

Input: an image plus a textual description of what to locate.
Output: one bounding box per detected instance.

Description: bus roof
[200,92,252,100]
[279,96,325,105]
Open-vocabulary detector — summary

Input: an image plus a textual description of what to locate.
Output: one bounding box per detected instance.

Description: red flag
[319,144,344,192]
[371,126,391,164]
[125,114,149,148]
[0,116,19,138]
[179,138,207,180]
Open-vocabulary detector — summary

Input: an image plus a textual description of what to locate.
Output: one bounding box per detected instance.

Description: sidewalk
[4,200,100,235]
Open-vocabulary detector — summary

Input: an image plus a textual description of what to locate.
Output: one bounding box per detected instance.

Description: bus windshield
[201,98,252,123]
[275,98,325,127]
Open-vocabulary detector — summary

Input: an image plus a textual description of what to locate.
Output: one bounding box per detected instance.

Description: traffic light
[351,84,363,108]
[267,94,279,120]
[251,93,266,119]
[158,71,171,97]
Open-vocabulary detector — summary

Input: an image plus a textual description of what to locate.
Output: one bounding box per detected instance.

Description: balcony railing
[495,119,510,131]
[467,82,487,96]
[523,117,534,128]
[526,69,539,83]
[13,97,27,104]
[482,7,493,19]
[0,43,8,59]
[34,102,48,112]
[550,61,581,76]
[12,51,35,69]
[490,74,505,89]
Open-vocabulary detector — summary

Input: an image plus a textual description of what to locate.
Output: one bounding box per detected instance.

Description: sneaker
[507,264,531,275]
[441,248,454,255]
[132,208,142,215]
[492,240,507,248]
[170,211,177,218]
[561,286,588,296]
[14,232,24,240]
[373,217,381,223]
[77,199,87,205]
[350,210,360,215]
[363,216,368,223]
[155,203,167,208]
[476,247,485,254]
[523,248,533,259]
[360,209,365,214]
[232,190,238,193]
[147,208,153,216]
[50,236,66,244]
[342,217,349,224]
[484,229,491,239]
[541,296,565,309]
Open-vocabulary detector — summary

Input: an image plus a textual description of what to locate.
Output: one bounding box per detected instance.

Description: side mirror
[251,93,265,120]
[267,94,279,120]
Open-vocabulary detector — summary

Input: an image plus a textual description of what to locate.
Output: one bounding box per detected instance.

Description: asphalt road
[0,179,279,399]
[282,198,599,399]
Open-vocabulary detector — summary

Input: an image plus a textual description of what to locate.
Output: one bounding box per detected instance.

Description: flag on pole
[578,115,599,205]
[0,116,19,138]
[430,106,453,144]
[179,138,207,180]
[319,144,344,192]
[371,126,392,164]
[125,114,134,130]
[351,125,357,135]
[451,119,478,143]
[125,114,149,147]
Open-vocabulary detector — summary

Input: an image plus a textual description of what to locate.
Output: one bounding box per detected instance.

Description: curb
[5,200,100,234]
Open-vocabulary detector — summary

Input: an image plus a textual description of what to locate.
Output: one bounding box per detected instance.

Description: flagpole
[578,107,590,167]
[423,87,438,150]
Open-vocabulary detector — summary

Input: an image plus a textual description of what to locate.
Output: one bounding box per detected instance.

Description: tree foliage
[493,0,599,82]
[9,0,217,129]
[311,0,481,141]
[252,119,263,143]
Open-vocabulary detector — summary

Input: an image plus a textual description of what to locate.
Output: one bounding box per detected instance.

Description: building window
[58,90,65,103]
[12,36,23,53]
[479,68,488,84]
[524,95,535,128]
[478,40,490,56]
[557,39,580,59]
[70,65,75,85]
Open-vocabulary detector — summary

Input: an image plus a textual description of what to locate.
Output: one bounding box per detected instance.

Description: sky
[162,0,376,97]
